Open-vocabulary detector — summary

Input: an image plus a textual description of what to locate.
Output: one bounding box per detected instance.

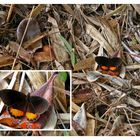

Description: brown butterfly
[0,89,49,122]
[95,56,122,76]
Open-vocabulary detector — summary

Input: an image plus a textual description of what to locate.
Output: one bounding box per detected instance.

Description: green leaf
[59,35,77,67]
[70,49,77,66]
[58,72,68,83]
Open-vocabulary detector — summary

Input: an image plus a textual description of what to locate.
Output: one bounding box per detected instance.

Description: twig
[123,108,136,136]
[6,4,14,23]
[11,6,35,70]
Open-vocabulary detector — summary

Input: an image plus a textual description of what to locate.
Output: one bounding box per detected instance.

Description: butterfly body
[95,56,122,76]
[0,89,49,122]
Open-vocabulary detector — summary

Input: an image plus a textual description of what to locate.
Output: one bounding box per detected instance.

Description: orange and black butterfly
[95,56,122,76]
[0,89,49,122]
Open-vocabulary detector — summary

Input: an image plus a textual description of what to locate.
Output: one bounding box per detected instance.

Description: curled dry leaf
[73,103,87,135]
[72,102,94,119]
[33,45,55,62]
[21,78,31,95]
[73,103,87,130]
[73,88,93,104]
[48,16,69,62]
[17,18,42,51]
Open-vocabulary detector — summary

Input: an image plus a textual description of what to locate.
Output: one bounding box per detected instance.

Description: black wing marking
[27,96,49,114]
[109,58,122,67]
[95,56,109,66]
[0,89,27,111]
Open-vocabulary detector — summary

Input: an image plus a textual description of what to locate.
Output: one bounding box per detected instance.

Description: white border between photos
[0,0,140,4]
[0,70,72,131]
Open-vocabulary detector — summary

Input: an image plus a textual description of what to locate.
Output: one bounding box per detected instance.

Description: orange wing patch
[26,112,38,121]
[109,66,117,71]
[9,107,24,118]
[101,66,109,71]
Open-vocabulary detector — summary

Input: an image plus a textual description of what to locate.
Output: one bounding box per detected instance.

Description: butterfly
[95,56,122,76]
[0,89,49,122]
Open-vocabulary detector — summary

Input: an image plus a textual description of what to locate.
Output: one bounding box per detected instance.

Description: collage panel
[0,4,140,136]
[0,70,71,131]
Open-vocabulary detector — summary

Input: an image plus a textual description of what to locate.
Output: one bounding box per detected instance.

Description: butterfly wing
[109,58,122,71]
[25,96,49,121]
[110,58,122,66]
[27,96,49,114]
[0,89,27,118]
[95,56,109,65]
[95,56,109,71]
[0,89,26,107]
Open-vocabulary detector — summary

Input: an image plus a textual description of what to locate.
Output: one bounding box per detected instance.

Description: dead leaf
[17,18,42,52]
[72,102,94,119]
[132,4,140,14]
[9,41,31,63]
[73,88,93,104]
[72,120,85,136]
[54,76,67,110]
[73,103,87,130]
[98,18,120,51]
[86,119,95,136]
[72,103,87,135]
[0,56,15,68]
[127,97,140,107]
[48,16,69,62]
[86,23,114,55]
[33,45,55,62]
[74,57,95,71]
[25,71,46,90]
